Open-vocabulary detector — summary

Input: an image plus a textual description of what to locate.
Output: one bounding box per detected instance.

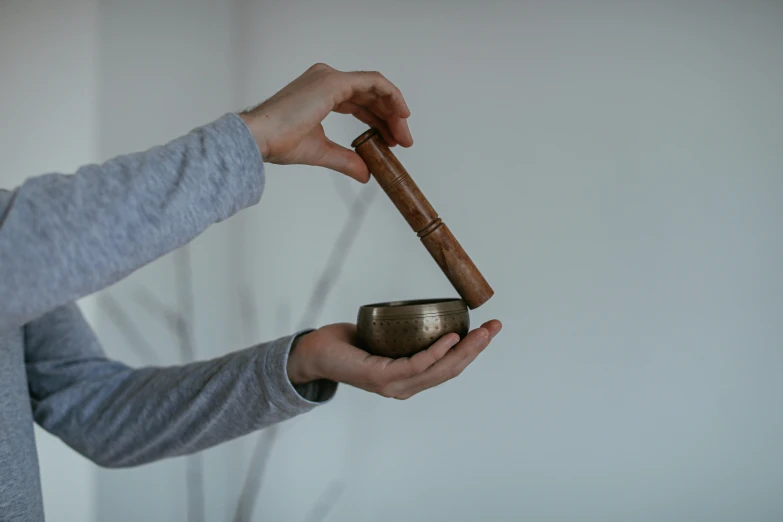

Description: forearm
[33,337,329,467]
[0,113,263,331]
[25,304,336,467]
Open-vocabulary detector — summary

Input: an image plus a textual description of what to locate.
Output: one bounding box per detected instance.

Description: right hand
[287,320,503,400]
[239,63,413,182]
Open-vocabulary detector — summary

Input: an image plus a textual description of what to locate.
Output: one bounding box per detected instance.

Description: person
[0,63,502,521]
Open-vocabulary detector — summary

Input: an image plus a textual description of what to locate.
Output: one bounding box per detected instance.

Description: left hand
[287,320,502,400]
[239,62,413,182]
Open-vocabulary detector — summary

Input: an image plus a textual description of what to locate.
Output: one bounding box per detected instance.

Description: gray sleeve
[0,113,264,332]
[25,303,337,468]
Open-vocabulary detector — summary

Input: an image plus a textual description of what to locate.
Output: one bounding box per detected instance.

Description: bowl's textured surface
[357,298,470,358]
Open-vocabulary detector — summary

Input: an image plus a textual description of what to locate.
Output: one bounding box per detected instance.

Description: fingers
[315,139,371,182]
[383,333,461,380]
[387,320,502,400]
[334,101,397,146]
[342,70,411,118]
[359,333,459,398]
[386,117,412,148]
[243,63,413,172]
[308,319,501,400]
[330,69,414,147]
[482,319,503,339]
[352,320,501,400]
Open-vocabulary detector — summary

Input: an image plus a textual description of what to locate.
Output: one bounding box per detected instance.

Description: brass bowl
[357,298,470,358]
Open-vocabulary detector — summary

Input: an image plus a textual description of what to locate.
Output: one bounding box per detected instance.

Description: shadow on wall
[101,181,378,522]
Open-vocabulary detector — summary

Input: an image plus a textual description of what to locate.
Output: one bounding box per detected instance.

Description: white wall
[233,1,783,521]
[0,2,98,521]
[5,1,782,522]
[91,2,250,521]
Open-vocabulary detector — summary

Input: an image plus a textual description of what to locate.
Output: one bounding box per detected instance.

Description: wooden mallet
[352,129,494,309]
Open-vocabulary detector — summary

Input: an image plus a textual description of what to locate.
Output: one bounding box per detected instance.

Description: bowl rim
[358,298,467,319]
[360,298,464,309]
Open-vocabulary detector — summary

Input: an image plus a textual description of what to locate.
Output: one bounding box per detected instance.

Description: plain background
[1,1,782,521]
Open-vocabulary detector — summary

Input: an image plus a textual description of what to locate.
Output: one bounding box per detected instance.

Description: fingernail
[446,334,460,348]
[491,324,502,339]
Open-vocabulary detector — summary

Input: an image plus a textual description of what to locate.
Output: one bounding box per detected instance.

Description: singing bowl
[357,298,470,358]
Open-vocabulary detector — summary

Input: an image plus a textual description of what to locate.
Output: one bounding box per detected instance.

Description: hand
[239,63,413,182]
[287,320,502,400]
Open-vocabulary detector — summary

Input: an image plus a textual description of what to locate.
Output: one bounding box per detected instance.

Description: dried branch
[276,302,291,336]
[229,298,290,522]
[238,285,260,346]
[331,175,356,211]
[172,246,203,522]
[231,425,281,522]
[135,286,183,336]
[99,294,161,365]
[104,246,204,522]
[299,185,377,329]
[232,185,376,520]
[301,479,345,522]
[186,454,205,522]
[173,246,197,363]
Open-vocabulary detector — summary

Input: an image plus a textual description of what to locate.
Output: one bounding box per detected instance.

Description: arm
[26,303,502,469]
[0,113,263,332]
[21,63,503,441]
[1,63,415,333]
[25,303,336,468]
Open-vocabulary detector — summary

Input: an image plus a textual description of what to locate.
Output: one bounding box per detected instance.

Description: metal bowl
[357,298,470,358]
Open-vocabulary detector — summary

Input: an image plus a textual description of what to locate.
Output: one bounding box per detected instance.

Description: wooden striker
[352,129,494,309]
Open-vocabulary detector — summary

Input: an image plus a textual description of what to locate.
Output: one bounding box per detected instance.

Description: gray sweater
[0,113,337,521]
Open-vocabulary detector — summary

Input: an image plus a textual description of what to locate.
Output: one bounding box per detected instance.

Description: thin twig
[238,285,260,346]
[232,186,375,518]
[231,425,282,522]
[173,246,203,522]
[331,175,356,211]
[299,185,378,330]
[276,302,291,336]
[99,294,161,365]
[233,185,376,519]
[186,454,205,522]
[174,246,197,363]
[229,297,290,522]
[301,479,345,522]
[135,286,183,335]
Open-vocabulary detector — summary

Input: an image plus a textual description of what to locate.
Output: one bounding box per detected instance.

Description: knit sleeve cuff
[257,331,338,416]
[206,112,266,216]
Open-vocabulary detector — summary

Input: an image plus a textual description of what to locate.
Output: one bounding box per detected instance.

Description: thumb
[314,139,371,183]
